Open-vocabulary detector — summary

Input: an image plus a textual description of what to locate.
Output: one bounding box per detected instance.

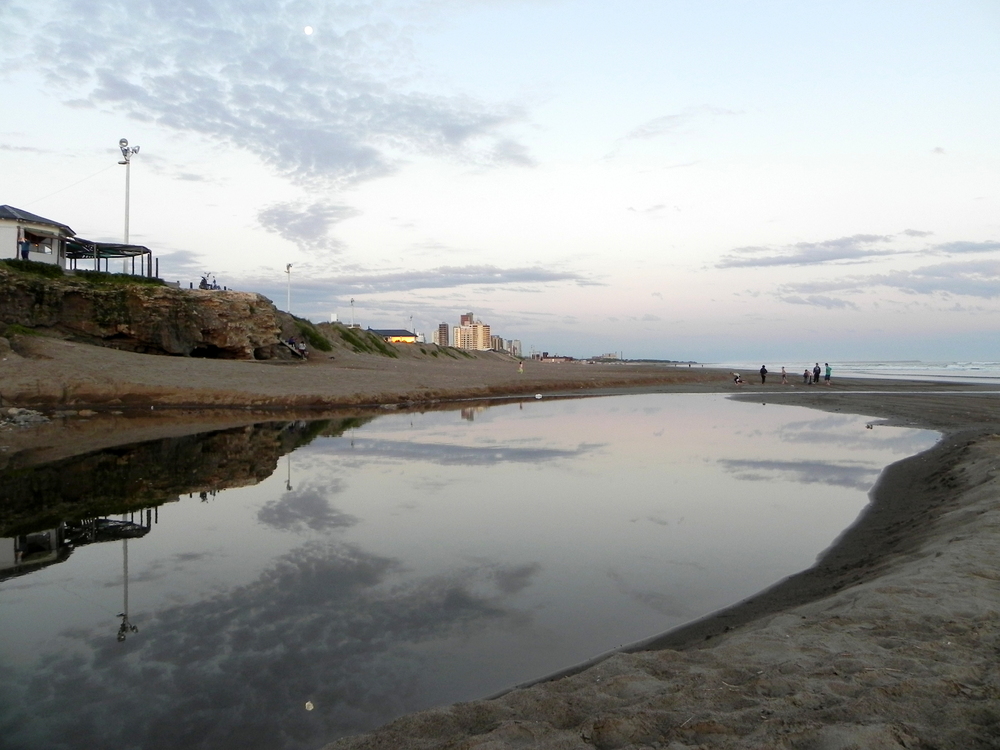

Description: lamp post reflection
[117,532,138,642]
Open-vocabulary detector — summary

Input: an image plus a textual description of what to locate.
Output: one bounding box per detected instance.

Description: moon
[304,25,314,35]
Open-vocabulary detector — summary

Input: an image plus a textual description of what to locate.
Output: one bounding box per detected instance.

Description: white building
[0,205,74,268]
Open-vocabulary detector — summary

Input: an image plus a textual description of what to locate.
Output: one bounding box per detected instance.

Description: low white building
[0,205,74,268]
[0,204,156,275]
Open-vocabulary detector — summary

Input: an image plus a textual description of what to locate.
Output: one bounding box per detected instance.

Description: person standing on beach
[825,363,832,385]
[781,366,787,385]
[803,369,810,384]
[759,365,768,384]
[813,363,821,384]
[518,361,523,374]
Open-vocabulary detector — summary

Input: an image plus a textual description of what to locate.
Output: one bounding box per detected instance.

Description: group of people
[801,362,832,385]
[285,336,308,358]
[733,362,832,385]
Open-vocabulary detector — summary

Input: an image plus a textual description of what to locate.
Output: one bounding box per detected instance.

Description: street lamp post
[350,298,355,327]
[118,138,139,273]
[285,263,292,313]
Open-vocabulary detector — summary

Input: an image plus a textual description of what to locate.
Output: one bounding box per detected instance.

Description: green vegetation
[2,323,40,337]
[73,269,166,287]
[335,325,399,358]
[0,259,64,278]
[294,320,333,352]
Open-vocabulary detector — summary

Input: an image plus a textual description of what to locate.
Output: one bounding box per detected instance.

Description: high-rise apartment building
[433,323,449,346]
[453,320,491,350]
[460,312,474,326]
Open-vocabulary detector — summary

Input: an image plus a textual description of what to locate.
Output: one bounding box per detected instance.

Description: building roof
[0,205,74,235]
[368,328,416,337]
[66,237,151,259]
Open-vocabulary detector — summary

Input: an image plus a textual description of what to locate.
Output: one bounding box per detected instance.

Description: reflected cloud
[607,570,691,619]
[718,459,879,491]
[775,417,937,454]
[257,482,356,532]
[0,542,539,750]
[324,437,598,465]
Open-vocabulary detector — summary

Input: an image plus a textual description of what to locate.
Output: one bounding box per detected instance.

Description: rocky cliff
[0,262,284,359]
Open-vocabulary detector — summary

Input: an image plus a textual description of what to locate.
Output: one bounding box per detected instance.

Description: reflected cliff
[0,417,372,539]
[0,394,941,750]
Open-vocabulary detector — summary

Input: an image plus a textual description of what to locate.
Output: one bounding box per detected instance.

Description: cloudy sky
[1,0,998,361]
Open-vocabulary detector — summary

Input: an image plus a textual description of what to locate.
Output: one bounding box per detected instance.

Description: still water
[0,394,937,750]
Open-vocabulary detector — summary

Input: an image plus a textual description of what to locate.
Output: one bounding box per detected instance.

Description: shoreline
[321,389,1000,748]
[4,339,1000,747]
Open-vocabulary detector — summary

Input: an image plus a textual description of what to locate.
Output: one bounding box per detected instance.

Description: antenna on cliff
[285,264,292,314]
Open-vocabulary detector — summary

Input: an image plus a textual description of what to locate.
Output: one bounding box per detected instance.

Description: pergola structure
[65,237,155,276]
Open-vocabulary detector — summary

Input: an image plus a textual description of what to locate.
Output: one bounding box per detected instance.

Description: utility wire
[24,163,118,207]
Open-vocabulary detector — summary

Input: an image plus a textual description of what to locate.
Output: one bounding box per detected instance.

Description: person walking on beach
[781,366,787,385]
[518,361,523,374]
[759,365,768,384]
[813,363,821,384]
[825,362,832,385]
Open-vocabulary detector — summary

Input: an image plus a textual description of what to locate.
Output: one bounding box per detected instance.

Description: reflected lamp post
[118,138,139,273]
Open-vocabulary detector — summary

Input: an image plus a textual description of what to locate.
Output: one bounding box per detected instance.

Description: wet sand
[3,338,1000,748]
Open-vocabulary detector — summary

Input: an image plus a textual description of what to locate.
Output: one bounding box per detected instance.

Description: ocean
[713,361,1000,385]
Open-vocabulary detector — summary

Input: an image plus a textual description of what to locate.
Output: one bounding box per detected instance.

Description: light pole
[350,297,355,327]
[118,138,139,273]
[285,263,292,313]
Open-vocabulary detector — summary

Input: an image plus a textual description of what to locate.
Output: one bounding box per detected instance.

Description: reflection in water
[0,395,939,750]
[717,458,881,490]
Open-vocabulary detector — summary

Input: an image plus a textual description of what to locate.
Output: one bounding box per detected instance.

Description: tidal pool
[0,394,937,750]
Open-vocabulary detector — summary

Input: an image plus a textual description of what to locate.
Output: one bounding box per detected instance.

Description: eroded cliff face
[0,265,283,359]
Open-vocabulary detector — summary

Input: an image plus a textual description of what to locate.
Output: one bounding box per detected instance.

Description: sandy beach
[3,336,999,748]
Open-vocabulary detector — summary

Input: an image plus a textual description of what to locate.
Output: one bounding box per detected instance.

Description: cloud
[246,264,594,300]
[717,234,898,268]
[780,259,1000,300]
[718,459,879,491]
[931,240,1000,255]
[258,201,360,251]
[3,0,531,189]
[308,437,597,466]
[719,232,1000,270]
[624,105,741,141]
[0,541,541,750]
[873,260,1000,298]
[257,483,357,532]
[779,294,859,310]
[0,143,49,153]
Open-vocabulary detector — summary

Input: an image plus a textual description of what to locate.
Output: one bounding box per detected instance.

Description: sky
[1,0,998,362]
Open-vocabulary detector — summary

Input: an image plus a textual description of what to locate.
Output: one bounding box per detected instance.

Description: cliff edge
[0,261,283,359]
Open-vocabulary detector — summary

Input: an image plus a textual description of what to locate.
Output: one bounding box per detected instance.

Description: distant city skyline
[1,1,997,361]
